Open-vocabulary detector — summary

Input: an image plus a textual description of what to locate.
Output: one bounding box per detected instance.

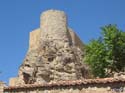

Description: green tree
[84,25,125,78]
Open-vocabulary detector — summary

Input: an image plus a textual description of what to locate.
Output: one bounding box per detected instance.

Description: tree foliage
[84,25,125,78]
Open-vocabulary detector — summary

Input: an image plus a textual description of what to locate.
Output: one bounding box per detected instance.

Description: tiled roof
[4,78,125,90]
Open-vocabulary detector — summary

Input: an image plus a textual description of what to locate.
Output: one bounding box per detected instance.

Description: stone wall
[4,83,125,93]
[29,28,41,50]
[4,78,125,93]
[0,82,5,93]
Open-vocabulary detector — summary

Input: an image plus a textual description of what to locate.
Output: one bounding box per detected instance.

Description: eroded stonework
[9,10,89,85]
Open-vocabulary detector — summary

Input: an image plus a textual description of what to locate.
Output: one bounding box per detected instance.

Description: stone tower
[9,10,89,86]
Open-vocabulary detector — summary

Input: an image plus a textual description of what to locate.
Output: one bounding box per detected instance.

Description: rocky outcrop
[9,10,90,85]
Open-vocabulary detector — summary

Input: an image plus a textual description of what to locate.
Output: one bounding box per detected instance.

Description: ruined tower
[9,10,89,86]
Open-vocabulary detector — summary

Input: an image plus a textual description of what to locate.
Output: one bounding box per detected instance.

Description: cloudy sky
[0,0,125,84]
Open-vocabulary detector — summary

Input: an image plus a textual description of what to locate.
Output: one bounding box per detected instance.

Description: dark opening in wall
[23,73,30,84]
[48,57,54,62]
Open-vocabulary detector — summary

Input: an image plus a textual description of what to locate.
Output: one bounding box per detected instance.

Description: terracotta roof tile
[4,78,125,91]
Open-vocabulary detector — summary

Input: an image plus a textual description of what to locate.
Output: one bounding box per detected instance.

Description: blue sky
[0,0,125,84]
